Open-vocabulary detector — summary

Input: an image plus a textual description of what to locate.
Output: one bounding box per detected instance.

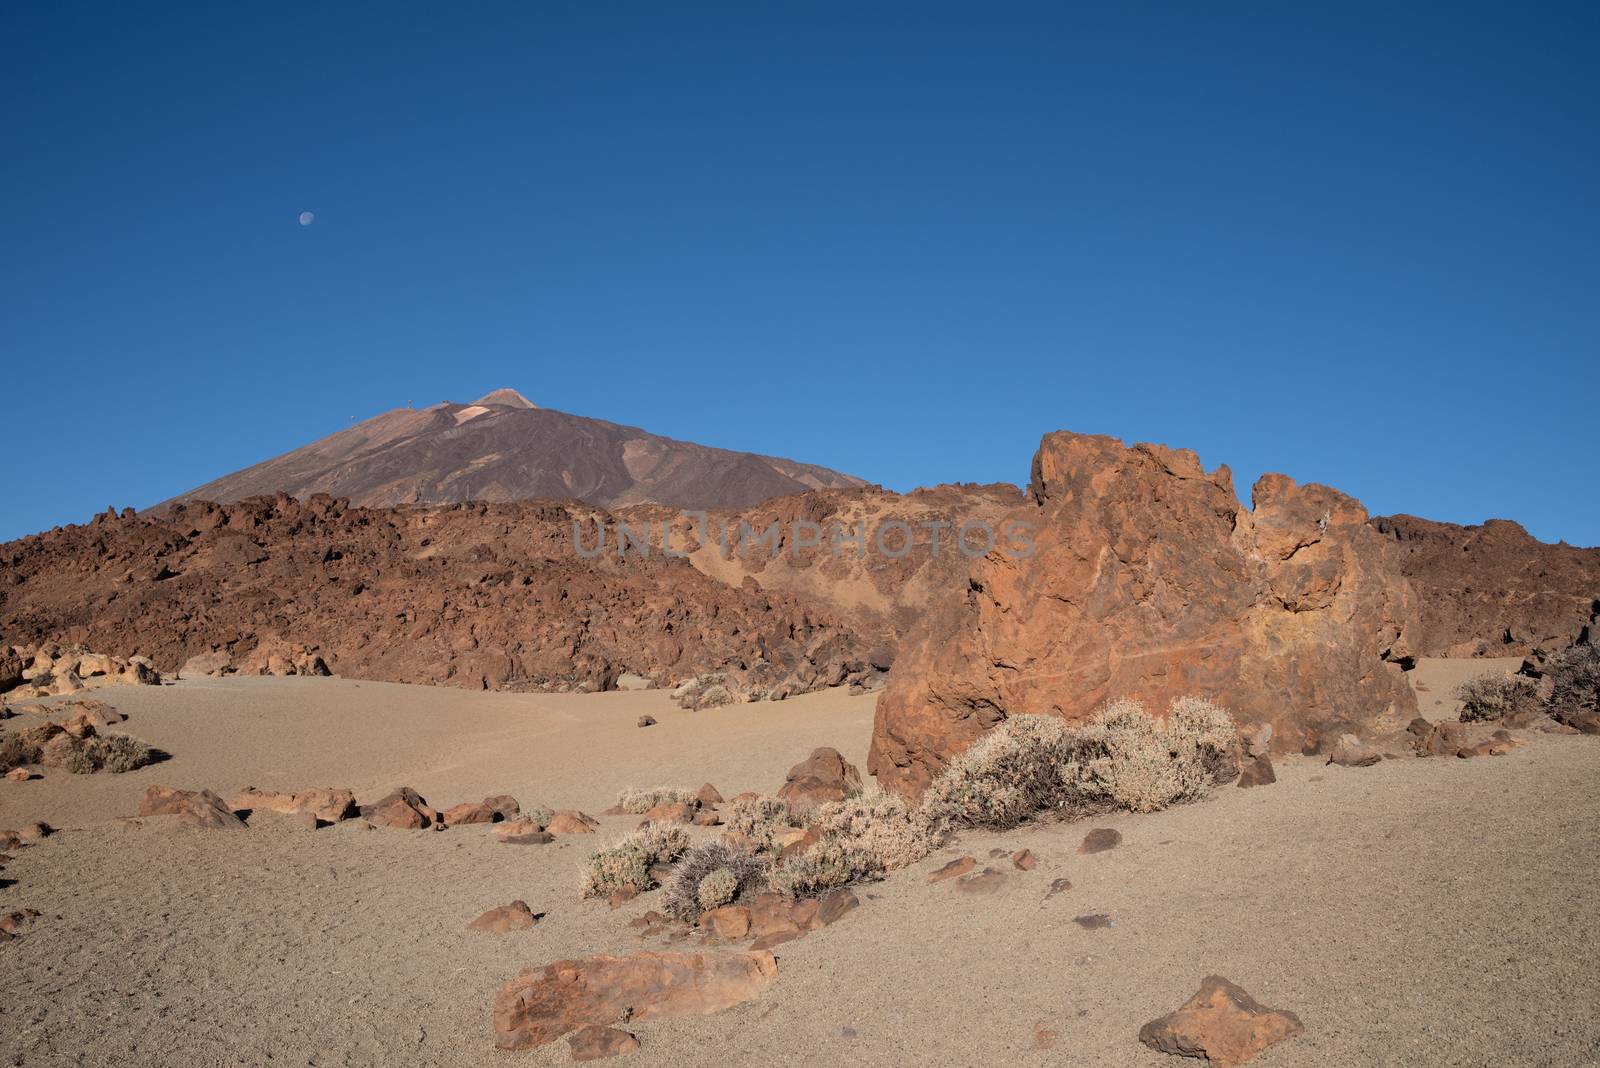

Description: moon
[298,211,315,226]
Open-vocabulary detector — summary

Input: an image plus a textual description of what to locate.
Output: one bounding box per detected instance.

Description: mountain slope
[162,390,868,511]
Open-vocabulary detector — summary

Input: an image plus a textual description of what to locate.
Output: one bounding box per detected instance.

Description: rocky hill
[161,389,868,512]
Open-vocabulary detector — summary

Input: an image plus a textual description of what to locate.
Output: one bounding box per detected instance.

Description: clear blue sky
[4,3,1597,545]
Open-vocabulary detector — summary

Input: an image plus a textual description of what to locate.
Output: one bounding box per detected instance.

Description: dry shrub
[83,734,155,773]
[1546,645,1600,720]
[0,732,42,772]
[723,795,791,849]
[674,673,734,710]
[770,787,935,899]
[615,785,694,815]
[660,840,771,921]
[1454,673,1539,722]
[922,697,1240,830]
[578,821,692,899]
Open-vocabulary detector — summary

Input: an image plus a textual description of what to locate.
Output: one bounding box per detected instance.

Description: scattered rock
[0,908,42,940]
[927,856,977,882]
[1138,975,1304,1066]
[1078,828,1122,854]
[443,801,498,825]
[694,783,724,806]
[484,794,522,820]
[470,900,539,933]
[138,786,246,830]
[229,786,357,823]
[179,650,233,677]
[700,905,752,940]
[5,768,37,782]
[637,716,656,728]
[1325,734,1381,768]
[1073,913,1113,929]
[567,1024,641,1061]
[1046,878,1074,897]
[1236,754,1276,788]
[1012,849,1037,871]
[492,950,778,1050]
[639,802,694,825]
[776,747,862,814]
[815,888,860,926]
[360,786,436,829]
[546,811,600,835]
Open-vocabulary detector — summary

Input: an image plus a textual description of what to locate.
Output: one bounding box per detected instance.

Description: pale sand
[1,664,1597,1066]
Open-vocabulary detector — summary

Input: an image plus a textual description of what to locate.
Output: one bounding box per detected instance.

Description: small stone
[1046,877,1074,897]
[637,716,656,728]
[567,1024,641,1061]
[1011,849,1037,871]
[1236,754,1276,788]
[957,867,1006,894]
[470,900,539,934]
[927,855,976,882]
[1072,913,1113,929]
[1078,828,1121,855]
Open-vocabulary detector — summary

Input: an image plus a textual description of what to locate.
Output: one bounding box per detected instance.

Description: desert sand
[2,664,1597,1066]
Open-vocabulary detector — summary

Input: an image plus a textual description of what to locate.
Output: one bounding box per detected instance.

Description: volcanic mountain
[162,389,868,511]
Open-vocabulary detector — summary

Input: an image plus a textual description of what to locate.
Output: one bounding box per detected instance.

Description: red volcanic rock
[694,783,724,806]
[492,950,778,1051]
[956,867,1006,894]
[469,900,539,933]
[1371,515,1600,657]
[443,801,497,826]
[1011,849,1037,871]
[700,905,752,940]
[776,747,862,814]
[229,786,357,823]
[0,496,875,701]
[1139,976,1304,1066]
[360,787,436,829]
[639,802,694,825]
[139,786,246,830]
[871,432,1420,798]
[567,1025,641,1061]
[637,715,656,728]
[545,811,600,835]
[927,856,976,883]
[1325,734,1381,768]
[483,795,521,820]
[1078,828,1122,855]
[5,768,37,782]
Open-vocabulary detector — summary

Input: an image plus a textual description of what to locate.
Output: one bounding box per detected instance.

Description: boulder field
[3,430,1595,795]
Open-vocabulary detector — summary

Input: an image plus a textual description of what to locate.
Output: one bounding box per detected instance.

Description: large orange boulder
[492,950,778,1051]
[1139,975,1303,1065]
[870,432,1418,798]
[776,747,862,813]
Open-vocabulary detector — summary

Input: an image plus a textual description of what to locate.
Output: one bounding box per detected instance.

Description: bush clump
[770,786,936,899]
[0,732,42,772]
[1454,673,1540,722]
[660,840,771,920]
[921,697,1240,831]
[722,794,792,849]
[1546,644,1600,720]
[578,821,692,899]
[614,785,694,815]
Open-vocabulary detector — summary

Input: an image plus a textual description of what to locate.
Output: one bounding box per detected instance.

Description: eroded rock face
[1371,515,1600,657]
[1139,975,1303,1066]
[491,950,778,1051]
[228,786,357,823]
[870,432,1419,798]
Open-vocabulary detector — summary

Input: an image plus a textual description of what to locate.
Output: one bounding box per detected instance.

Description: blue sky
[4,3,1597,545]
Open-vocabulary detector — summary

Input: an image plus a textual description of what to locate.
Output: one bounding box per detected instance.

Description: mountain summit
[161,392,867,511]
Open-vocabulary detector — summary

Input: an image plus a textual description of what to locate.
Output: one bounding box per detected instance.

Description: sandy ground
[1,663,1597,1067]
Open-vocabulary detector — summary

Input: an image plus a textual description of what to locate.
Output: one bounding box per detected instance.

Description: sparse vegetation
[921,697,1241,830]
[660,840,771,920]
[673,672,734,710]
[614,785,694,815]
[1546,644,1600,720]
[722,794,791,849]
[579,822,692,899]
[770,787,936,899]
[0,732,42,772]
[1454,673,1539,722]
